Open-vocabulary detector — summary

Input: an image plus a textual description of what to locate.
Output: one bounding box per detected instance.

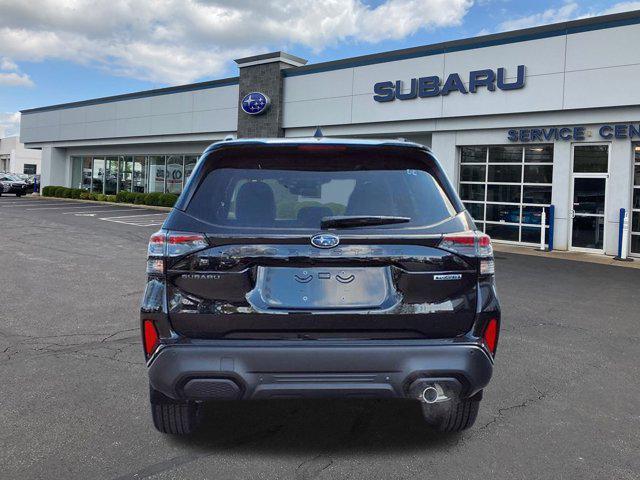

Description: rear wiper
[320,215,411,229]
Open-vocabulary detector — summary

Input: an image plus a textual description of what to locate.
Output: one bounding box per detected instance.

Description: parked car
[141,138,501,435]
[0,174,28,196]
[15,173,35,190]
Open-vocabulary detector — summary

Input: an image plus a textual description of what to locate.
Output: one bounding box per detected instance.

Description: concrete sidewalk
[493,243,640,269]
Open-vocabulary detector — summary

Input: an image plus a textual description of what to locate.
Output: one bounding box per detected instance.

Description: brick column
[235,52,307,138]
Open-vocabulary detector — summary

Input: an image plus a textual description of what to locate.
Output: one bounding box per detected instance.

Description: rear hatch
[160,141,481,340]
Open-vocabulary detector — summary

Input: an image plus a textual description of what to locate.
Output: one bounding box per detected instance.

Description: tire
[149,385,202,435]
[421,397,480,433]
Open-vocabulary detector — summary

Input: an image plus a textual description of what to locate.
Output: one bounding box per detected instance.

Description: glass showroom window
[119,156,133,192]
[69,154,201,194]
[459,145,553,244]
[104,156,119,195]
[71,157,82,189]
[184,155,198,186]
[166,155,184,194]
[133,156,146,193]
[631,145,640,255]
[147,156,166,193]
[92,157,105,194]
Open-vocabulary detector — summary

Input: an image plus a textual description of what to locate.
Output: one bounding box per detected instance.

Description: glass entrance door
[570,144,609,252]
[571,177,606,251]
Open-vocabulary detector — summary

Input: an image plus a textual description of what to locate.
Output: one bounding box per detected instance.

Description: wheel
[16,193,22,197]
[149,384,202,435]
[421,396,481,432]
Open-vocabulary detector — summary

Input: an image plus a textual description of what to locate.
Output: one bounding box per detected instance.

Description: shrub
[144,192,164,206]
[116,191,132,203]
[41,186,175,207]
[160,193,178,207]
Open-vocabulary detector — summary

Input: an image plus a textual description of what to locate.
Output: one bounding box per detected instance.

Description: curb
[33,196,173,212]
[493,243,640,270]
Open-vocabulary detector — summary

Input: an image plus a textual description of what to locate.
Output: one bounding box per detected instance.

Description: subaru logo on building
[311,233,340,249]
[241,92,270,115]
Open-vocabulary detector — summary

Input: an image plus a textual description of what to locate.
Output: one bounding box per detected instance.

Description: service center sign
[508,124,640,142]
[373,65,526,102]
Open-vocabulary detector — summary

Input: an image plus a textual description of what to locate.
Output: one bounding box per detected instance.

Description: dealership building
[19,10,640,257]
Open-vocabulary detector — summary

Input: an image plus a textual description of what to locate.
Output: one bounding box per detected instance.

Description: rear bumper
[148,341,494,402]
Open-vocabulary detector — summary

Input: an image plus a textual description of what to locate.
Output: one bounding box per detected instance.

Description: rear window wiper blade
[320,215,411,229]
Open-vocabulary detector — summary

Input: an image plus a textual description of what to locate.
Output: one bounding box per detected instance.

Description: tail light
[439,232,494,275]
[483,318,499,356]
[142,319,159,357]
[146,230,208,274]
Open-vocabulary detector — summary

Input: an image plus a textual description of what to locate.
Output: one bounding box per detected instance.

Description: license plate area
[248,266,396,311]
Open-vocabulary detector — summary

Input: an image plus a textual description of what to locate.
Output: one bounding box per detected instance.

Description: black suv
[0,174,28,196]
[141,138,500,435]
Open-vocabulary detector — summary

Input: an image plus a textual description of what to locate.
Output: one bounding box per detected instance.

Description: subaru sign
[373,65,526,102]
[241,92,270,115]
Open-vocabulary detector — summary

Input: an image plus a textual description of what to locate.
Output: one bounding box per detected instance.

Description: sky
[1,0,639,137]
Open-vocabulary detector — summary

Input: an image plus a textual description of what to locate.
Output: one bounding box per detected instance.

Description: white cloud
[0,0,474,85]
[1,57,18,71]
[600,1,640,14]
[493,1,640,33]
[498,2,580,31]
[0,71,34,87]
[0,112,21,137]
[0,55,34,87]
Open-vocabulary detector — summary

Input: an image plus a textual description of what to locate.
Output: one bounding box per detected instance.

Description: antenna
[313,126,324,138]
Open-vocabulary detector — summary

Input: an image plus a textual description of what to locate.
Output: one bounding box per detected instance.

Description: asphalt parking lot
[1,195,639,480]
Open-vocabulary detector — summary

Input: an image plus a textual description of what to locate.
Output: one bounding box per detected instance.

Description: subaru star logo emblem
[241,92,270,115]
[311,233,340,249]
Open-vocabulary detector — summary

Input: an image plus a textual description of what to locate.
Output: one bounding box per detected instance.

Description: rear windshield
[184,146,459,230]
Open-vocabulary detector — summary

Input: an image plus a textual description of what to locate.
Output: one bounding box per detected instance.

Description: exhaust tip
[422,386,439,404]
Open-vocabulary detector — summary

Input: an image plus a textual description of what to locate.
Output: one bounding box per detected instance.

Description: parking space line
[100,219,167,227]
[26,204,106,211]
[62,208,148,215]
[99,212,167,227]
[0,202,69,207]
[100,213,167,219]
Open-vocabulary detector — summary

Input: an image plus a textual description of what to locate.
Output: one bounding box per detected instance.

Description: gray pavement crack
[296,455,334,480]
[0,333,139,364]
[478,387,548,431]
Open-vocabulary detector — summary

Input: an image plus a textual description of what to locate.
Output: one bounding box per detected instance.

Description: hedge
[42,186,177,207]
